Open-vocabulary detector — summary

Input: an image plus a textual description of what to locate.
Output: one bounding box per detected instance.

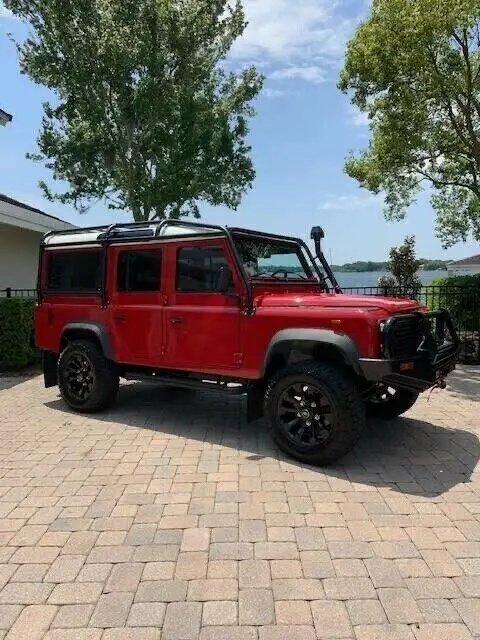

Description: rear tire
[58,339,119,413]
[365,386,418,419]
[264,361,366,465]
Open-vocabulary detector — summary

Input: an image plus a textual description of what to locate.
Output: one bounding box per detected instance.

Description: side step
[123,372,246,395]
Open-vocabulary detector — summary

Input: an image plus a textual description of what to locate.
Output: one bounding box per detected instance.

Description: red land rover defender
[35,221,459,465]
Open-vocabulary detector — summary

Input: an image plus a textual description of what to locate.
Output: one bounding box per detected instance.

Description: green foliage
[0,298,36,370]
[387,236,422,297]
[332,261,386,273]
[5,0,264,221]
[331,259,448,272]
[339,0,480,247]
[377,274,398,296]
[420,259,449,271]
[426,273,480,331]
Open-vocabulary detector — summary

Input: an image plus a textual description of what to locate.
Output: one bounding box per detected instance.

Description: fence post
[6,287,11,299]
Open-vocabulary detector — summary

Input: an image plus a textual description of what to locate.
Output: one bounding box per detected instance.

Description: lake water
[334,270,445,290]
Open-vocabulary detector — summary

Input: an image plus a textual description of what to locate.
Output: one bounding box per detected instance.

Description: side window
[176,246,233,293]
[47,250,102,291]
[117,250,162,292]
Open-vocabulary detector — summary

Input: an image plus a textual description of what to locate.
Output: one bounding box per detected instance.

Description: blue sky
[1,0,479,264]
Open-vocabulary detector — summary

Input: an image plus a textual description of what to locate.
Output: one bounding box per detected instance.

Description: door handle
[113,313,127,322]
[170,317,185,325]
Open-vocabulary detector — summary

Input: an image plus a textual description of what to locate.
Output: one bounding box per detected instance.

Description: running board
[123,372,246,395]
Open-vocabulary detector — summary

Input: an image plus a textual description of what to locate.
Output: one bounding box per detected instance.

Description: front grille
[382,314,424,359]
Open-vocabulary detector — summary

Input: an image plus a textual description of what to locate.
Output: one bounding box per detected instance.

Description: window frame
[116,248,163,294]
[232,234,316,281]
[175,245,235,294]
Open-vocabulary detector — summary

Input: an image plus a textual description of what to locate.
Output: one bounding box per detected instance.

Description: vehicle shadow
[0,374,40,392]
[447,365,480,401]
[45,382,479,499]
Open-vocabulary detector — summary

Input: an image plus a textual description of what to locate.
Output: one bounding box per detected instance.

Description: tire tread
[58,339,119,413]
[264,361,366,465]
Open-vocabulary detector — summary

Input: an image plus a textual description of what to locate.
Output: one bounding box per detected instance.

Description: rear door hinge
[234,352,243,366]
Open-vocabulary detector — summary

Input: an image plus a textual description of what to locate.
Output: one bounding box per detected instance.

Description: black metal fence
[0,288,36,298]
[2,285,479,364]
[345,285,480,364]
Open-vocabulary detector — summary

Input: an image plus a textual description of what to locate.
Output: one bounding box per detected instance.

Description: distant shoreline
[332,261,449,273]
[335,270,445,289]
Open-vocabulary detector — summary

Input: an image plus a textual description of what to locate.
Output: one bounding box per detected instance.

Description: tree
[378,236,422,298]
[339,0,480,247]
[5,0,263,220]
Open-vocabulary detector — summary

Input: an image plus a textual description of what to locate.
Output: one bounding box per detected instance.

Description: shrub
[0,297,36,370]
[376,236,422,300]
[426,274,480,333]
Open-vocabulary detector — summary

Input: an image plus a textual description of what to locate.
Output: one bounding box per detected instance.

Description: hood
[254,291,422,314]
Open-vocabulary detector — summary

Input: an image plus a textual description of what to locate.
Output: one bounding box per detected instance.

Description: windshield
[232,233,318,281]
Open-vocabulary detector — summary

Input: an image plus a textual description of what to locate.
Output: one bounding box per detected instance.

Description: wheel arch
[261,329,362,380]
[60,322,113,359]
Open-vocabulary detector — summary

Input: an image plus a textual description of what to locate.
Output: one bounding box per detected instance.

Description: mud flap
[43,351,58,388]
[247,381,265,423]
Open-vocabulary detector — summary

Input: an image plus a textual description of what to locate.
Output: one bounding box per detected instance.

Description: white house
[447,254,480,277]
[0,193,75,291]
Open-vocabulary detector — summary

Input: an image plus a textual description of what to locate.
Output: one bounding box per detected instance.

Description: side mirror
[216,266,232,293]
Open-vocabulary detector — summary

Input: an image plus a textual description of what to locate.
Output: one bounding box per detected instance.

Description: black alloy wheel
[264,361,366,465]
[365,384,419,419]
[58,339,119,413]
[277,381,336,448]
[62,351,95,404]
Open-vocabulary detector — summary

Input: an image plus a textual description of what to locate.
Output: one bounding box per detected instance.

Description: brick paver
[0,367,478,638]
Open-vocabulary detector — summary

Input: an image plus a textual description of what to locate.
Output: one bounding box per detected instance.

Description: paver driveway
[0,367,479,640]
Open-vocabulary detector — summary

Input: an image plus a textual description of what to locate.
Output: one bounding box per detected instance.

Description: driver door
[164,239,244,373]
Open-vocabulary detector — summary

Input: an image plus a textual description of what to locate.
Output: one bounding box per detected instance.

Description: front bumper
[359,309,460,393]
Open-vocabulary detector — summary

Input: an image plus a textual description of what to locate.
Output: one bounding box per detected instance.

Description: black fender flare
[60,321,113,359]
[261,328,362,377]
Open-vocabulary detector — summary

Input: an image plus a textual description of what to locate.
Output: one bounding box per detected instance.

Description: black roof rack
[42,219,229,247]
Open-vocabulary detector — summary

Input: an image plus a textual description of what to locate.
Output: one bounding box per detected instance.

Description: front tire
[58,339,119,413]
[264,362,366,465]
[365,386,418,419]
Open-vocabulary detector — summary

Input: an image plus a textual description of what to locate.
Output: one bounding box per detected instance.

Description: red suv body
[35,220,459,464]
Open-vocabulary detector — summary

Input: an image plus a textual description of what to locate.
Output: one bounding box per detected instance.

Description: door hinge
[161,294,168,305]
[234,352,243,366]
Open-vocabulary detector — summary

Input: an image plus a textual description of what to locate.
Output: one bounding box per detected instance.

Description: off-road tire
[58,339,119,413]
[264,361,366,465]
[365,388,419,419]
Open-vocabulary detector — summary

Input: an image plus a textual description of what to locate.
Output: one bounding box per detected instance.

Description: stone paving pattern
[0,367,479,639]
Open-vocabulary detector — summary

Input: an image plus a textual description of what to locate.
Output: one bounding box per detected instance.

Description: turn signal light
[400,362,415,371]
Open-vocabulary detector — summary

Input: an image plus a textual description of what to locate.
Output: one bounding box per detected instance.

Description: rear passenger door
[108,245,164,365]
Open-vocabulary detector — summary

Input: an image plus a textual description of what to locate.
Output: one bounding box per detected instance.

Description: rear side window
[47,250,102,291]
[117,250,162,292]
[176,246,233,292]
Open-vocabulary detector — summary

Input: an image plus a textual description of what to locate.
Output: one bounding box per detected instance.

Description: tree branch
[415,167,480,197]
[425,45,473,153]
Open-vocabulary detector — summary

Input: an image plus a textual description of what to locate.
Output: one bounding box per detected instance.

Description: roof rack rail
[41,218,229,247]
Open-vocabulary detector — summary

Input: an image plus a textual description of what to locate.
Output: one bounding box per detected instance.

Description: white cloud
[262,87,287,99]
[0,3,17,19]
[347,104,369,127]
[319,193,381,211]
[230,0,362,85]
[270,66,325,84]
